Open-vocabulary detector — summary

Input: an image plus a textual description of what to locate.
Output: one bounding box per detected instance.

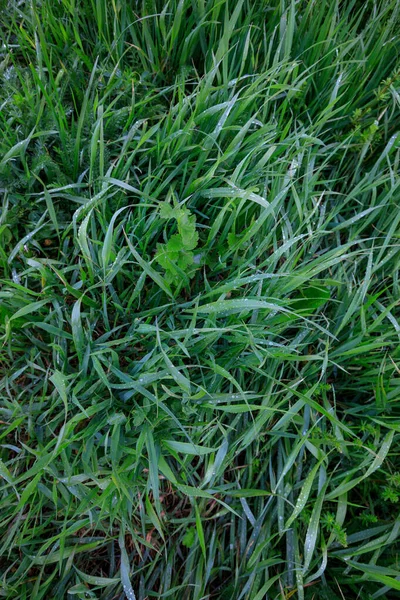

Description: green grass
[1,0,400,598]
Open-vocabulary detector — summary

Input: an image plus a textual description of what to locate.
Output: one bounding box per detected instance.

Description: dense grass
[1,0,400,598]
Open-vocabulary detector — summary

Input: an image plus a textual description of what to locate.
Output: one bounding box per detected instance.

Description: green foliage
[182,527,196,549]
[0,1,400,599]
[155,199,200,287]
[322,512,348,547]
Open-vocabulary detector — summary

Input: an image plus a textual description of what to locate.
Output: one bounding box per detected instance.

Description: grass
[0,0,400,598]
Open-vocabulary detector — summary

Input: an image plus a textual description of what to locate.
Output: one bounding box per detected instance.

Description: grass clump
[1,0,400,598]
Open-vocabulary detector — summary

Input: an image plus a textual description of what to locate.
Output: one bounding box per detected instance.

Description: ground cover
[1,1,400,598]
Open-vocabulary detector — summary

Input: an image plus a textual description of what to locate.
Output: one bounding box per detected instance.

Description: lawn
[1,0,400,598]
